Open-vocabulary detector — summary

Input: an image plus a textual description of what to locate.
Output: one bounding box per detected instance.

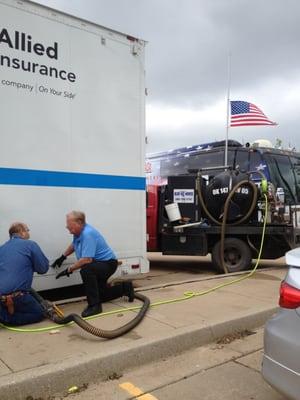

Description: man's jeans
[0,293,45,326]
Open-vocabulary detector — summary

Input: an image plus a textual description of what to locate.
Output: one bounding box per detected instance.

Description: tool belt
[0,291,26,315]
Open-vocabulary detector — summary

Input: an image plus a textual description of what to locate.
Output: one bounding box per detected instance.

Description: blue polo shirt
[73,224,116,261]
[0,236,49,294]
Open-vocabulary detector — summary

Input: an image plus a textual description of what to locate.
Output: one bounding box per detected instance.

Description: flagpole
[225,53,231,167]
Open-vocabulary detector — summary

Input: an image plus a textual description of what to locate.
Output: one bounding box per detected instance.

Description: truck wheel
[212,238,252,273]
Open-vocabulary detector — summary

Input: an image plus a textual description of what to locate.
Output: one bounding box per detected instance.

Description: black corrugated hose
[30,288,150,339]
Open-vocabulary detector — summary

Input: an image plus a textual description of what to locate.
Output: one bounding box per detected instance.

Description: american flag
[230,101,277,127]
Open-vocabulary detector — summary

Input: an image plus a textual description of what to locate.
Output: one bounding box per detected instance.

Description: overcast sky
[36,0,300,153]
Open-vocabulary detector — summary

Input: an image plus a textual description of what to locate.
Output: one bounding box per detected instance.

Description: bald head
[9,222,30,239]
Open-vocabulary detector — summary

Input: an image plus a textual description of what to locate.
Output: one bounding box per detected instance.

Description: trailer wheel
[212,238,252,273]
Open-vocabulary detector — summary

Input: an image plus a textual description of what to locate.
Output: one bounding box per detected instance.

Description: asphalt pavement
[60,327,284,400]
[0,264,286,400]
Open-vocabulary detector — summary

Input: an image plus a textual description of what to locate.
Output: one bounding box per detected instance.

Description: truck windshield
[263,154,297,204]
[290,155,300,202]
[235,149,265,176]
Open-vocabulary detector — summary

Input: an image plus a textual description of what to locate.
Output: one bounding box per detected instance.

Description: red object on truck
[146,185,160,251]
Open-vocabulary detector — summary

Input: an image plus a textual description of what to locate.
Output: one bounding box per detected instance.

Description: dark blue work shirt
[0,236,49,294]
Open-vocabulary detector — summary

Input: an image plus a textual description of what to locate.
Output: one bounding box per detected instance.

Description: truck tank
[205,170,256,223]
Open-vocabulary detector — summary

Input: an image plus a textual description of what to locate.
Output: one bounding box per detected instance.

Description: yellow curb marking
[119,382,159,399]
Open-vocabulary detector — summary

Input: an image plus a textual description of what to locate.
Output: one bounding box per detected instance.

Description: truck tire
[212,238,252,273]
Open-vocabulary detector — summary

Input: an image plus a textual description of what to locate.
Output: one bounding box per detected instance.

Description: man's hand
[56,268,72,279]
[51,255,67,269]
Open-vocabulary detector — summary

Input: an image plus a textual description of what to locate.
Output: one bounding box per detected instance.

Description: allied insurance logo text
[0,28,76,83]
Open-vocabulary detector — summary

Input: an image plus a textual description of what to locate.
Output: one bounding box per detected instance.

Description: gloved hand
[56,268,72,279]
[51,254,67,269]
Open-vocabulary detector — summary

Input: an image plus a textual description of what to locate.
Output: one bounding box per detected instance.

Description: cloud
[35,0,300,152]
[146,74,300,153]
[147,100,225,131]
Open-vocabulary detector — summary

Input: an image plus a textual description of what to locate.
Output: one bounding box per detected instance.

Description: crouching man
[0,222,49,326]
[53,211,134,318]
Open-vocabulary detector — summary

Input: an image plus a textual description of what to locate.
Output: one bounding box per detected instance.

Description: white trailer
[0,0,149,290]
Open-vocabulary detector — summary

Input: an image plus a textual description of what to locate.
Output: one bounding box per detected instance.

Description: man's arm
[69,257,93,273]
[31,242,49,274]
[63,244,75,257]
[51,244,75,268]
[68,232,96,272]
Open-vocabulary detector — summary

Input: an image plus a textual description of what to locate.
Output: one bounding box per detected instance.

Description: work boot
[123,281,135,303]
[81,304,102,318]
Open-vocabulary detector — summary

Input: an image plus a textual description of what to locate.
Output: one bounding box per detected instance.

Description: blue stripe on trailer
[0,167,146,190]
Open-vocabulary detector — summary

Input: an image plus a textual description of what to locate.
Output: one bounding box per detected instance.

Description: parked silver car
[262,247,300,400]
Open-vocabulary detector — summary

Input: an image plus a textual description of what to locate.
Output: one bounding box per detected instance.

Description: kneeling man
[0,222,49,326]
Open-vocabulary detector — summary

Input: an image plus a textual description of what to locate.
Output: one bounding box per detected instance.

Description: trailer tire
[212,238,252,273]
